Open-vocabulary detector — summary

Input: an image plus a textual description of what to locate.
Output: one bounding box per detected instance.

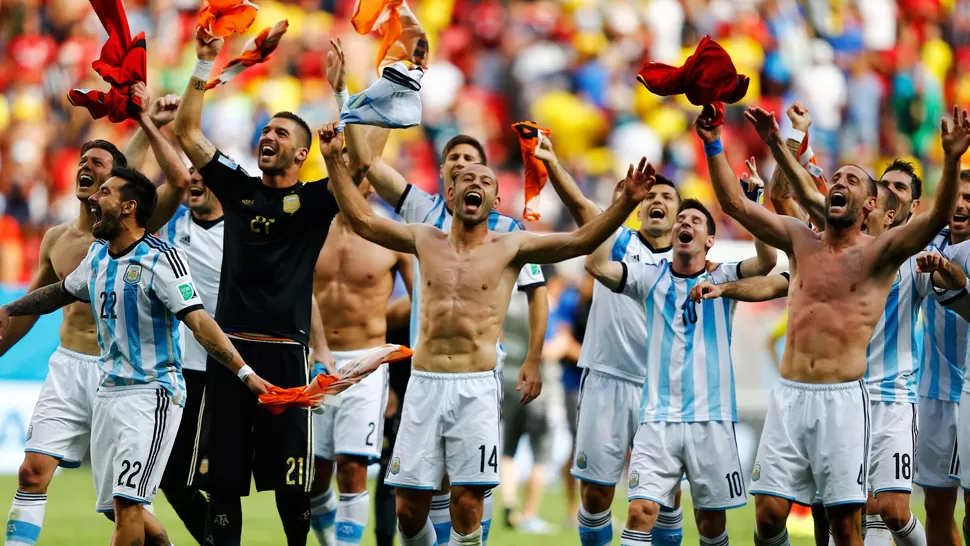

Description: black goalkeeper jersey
[199,151,339,346]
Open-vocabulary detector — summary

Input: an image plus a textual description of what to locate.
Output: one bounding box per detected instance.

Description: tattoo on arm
[194,142,215,164]
[192,79,206,91]
[5,283,77,317]
[147,531,170,546]
[200,337,236,365]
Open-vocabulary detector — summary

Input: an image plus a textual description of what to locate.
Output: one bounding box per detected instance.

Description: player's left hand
[941,105,970,159]
[744,107,782,144]
[245,373,274,395]
[313,345,337,376]
[517,360,542,405]
[741,156,765,194]
[129,82,150,118]
[327,38,347,94]
[148,94,181,128]
[916,251,945,273]
[621,157,657,203]
[317,123,344,158]
[534,133,557,164]
[690,281,722,302]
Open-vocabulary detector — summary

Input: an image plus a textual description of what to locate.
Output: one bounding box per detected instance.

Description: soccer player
[534,135,689,546]
[585,193,776,546]
[307,177,413,546]
[174,32,341,546]
[1,86,190,546]
[155,167,224,543]
[318,121,655,546]
[0,160,270,545]
[705,105,969,546]
[328,39,547,543]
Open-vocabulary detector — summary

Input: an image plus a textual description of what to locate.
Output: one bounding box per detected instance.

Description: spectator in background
[498,290,558,535]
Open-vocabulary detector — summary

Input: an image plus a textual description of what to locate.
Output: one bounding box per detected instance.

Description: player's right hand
[129,82,150,118]
[327,38,347,94]
[742,156,765,195]
[744,107,782,143]
[148,94,181,128]
[534,133,557,164]
[786,101,812,132]
[0,307,9,340]
[621,157,657,203]
[317,123,344,157]
[916,251,945,273]
[195,27,224,61]
[245,373,274,395]
[690,281,722,302]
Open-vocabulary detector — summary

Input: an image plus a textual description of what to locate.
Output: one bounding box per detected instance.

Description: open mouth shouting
[463,189,484,214]
[647,206,666,223]
[829,190,848,213]
[189,186,205,198]
[78,172,95,188]
[92,204,103,230]
[677,229,694,244]
[953,210,969,229]
[259,142,278,161]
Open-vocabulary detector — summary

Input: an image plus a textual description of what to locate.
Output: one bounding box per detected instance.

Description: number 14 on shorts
[479,445,497,473]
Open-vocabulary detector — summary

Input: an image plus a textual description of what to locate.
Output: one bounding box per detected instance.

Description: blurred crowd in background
[1,0,969,284]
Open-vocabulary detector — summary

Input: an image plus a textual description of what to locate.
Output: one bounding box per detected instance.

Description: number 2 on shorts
[478,445,497,473]
[117,460,142,488]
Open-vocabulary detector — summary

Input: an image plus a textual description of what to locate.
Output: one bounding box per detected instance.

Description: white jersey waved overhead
[63,235,205,405]
[157,206,225,372]
[578,228,672,384]
[924,230,970,399]
[395,184,545,347]
[617,260,742,423]
[865,252,937,404]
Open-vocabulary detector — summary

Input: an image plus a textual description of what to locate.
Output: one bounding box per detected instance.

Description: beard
[93,214,123,240]
[826,209,860,229]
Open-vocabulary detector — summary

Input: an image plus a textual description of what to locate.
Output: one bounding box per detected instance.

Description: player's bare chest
[420,246,507,294]
[51,232,96,280]
[315,231,396,286]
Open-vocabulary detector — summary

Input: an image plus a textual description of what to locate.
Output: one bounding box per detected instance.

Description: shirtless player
[698,105,970,546]
[308,178,413,546]
[2,87,188,546]
[318,122,655,546]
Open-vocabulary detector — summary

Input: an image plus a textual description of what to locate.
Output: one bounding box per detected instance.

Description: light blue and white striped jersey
[864,253,934,403]
[617,260,742,423]
[578,228,672,384]
[63,235,204,405]
[921,229,968,401]
[156,206,225,372]
[395,184,545,349]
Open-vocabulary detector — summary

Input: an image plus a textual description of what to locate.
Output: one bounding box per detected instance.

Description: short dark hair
[110,167,157,227]
[443,135,487,166]
[272,111,312,148]
[678,198,716,236]
[652,174,680,201]
[876,183,899,213]
[81,139,127,168]
[882,159,922,200]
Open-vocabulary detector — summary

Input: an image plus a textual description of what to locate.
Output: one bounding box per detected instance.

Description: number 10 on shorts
[479,445,497,473]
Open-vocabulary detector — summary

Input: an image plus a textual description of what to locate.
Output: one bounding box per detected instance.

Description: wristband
[192,59,214,82]
[335,88,349,109]
[790,129,806,143]
[704,139,723,157]
[798,146,815,166]
[237,364,254,383]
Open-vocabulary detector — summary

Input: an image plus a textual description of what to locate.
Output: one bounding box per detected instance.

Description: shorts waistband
[226,333,303,346]
[778,378,864,392]
[55,346,99,363]
[412,370,497,381]
[332,347,382,362]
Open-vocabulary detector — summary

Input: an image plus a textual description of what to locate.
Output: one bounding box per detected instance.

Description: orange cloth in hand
[198,0,258,39]
[512,121,552,222]
[352,0,428,73]
[259,344,412,415]
[206,20,288,90]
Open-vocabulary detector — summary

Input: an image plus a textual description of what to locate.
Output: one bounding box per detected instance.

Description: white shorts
[627,421,746,510]
[868,401,917,494]
[750,379,870,507]
[571,369,640,486]
[915,396,959,489]
[313,348,390,461]
[91,389,182,512]
[385,370,501,490]
[956,390,970,489]
[24,347,101,467]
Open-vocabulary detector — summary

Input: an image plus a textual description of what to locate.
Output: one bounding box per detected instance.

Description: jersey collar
[108,234,147,259]
[192,215,225,230]
[636,231,672,253]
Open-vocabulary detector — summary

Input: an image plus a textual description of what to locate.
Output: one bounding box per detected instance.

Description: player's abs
[58,300,100,356]
[781,299,881,383]
[315,284,394,352]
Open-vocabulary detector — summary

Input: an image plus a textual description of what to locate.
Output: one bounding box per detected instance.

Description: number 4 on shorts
[478,445,497,473]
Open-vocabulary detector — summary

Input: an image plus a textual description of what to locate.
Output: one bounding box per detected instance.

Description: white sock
[864,515,892,546]
[754,529,789,546]
[481,490,493,545]
[336,492,370,545]
[448,526,482,546]
[620,528,652,545]
[5,491,46,546]
[430,493,452,545]
[401,518,437,546]
[890,514,926,546]
[699,531,729,546]
[310,488,338,546]
[578,504,612,546]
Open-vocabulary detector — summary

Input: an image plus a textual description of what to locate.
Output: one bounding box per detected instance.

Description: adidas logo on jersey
[242,199,254,206]
[179,234,191,245]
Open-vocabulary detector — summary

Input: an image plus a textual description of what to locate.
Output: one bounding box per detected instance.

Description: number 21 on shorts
[479,445,497,473]
[286,457,305,485]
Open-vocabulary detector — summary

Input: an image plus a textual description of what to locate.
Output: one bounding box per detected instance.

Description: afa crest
[752,463,761,482]
[390,457,401,475]
[283,194,301,214]
[124,264,142,284]
[199,458,209,475]
[576,451,587,470]
[629,471,640,489]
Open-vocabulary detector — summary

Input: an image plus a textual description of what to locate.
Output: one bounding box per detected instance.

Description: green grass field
[0,469,959,545]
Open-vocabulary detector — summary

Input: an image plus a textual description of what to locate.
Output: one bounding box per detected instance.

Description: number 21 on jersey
[250,215,275,235]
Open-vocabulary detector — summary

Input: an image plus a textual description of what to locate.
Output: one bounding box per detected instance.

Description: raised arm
[877,107,970,269]
[695,114,797,254]
[173,30,223,169]
[0,282,78,340]
[0,228,62,355]
[319,123,419,254]
[916,251,969,291]
[122,93,181,170]
[534,136,601,226]
[513,159,650,266]
[690,273,791,303]
[181,309,272,394]
[739,237,778,278]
